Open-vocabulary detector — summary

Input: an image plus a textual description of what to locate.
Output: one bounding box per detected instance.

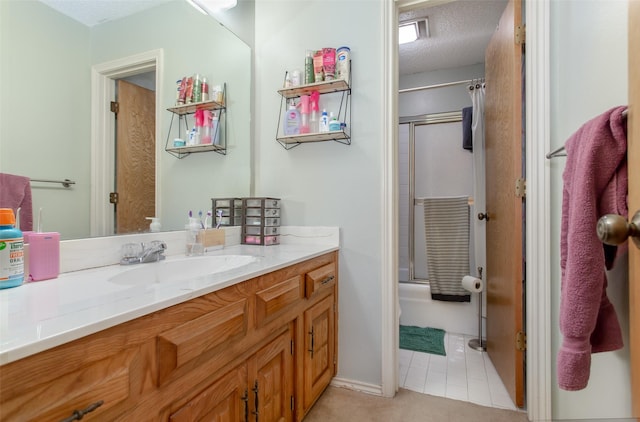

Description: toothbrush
[204,211,212,229]
[198,210,204,229]
[215,209,223,229]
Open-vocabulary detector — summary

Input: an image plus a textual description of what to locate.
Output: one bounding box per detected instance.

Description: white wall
[254,0,385,387]
[550,0,632,418]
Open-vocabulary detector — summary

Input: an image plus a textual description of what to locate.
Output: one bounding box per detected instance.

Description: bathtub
[398,282,481,337]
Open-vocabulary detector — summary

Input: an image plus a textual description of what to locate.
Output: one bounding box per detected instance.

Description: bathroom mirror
[0,0,252,240]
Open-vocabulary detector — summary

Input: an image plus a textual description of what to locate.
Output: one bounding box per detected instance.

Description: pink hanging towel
[558,106,628,391]
[0,173,33,231]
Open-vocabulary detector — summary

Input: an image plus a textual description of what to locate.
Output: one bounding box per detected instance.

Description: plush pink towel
[558,106,628,391]
[0,173,33,231]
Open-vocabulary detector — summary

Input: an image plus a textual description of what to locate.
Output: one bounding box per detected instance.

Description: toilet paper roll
[461,275,484,293]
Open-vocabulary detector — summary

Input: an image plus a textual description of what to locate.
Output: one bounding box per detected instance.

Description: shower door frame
[400,111,463,284]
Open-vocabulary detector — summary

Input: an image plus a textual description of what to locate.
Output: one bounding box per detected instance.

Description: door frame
[90,49,164,237]
[382,1,551,419]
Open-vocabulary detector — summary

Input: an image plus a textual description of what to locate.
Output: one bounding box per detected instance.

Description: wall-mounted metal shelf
[275,66,351,150]
[165,83,226,159]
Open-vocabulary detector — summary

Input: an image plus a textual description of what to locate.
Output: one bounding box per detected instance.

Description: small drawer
[305,262,336,298]
[244,226,280,236]
[245,208,281,217]
[245,217,280,226]
[255,275,303,326]
[244,198,281,208]
[243,235,280,245]
[213,198,243,208]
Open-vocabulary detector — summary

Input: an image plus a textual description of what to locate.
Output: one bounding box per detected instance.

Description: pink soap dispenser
[298,95,310,134]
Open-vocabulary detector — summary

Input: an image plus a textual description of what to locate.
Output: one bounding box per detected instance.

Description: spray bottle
[201,110,213,144]
[309,91,320,133]
[193,110,204,145]
[298,95,311,134]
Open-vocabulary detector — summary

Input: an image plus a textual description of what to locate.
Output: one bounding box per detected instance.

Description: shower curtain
[469,81,486,278]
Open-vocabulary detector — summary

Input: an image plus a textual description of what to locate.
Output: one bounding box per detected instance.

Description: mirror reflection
[0,0,252,240]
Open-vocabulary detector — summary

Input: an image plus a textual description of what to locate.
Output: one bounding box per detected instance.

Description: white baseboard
[330,377,384,396]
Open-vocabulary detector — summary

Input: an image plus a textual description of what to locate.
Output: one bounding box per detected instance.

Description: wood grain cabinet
[0,251,338,422]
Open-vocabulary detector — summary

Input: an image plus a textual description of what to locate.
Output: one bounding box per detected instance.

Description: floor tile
[400,331,518,412]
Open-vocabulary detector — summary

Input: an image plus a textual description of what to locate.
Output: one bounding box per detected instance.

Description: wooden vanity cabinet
[0,251,337,422]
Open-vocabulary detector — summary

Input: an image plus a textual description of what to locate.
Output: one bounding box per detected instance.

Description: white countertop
[0,227,339,365]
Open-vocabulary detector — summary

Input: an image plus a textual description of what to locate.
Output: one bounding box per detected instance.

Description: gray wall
[550,0,632,418]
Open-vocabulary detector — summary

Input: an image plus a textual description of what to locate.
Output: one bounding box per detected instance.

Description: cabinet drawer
[255,275,303,326]
[157,299,248,385]
[304,262,336,298]
[1,348,137,421]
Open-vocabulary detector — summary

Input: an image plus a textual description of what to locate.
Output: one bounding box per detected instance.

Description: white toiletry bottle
[284,100,300,135]
[146,217,161,233]
[319,109,329,132]
[328,112,341,131]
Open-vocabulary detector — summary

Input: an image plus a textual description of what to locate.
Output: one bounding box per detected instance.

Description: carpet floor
[304,386,528,422]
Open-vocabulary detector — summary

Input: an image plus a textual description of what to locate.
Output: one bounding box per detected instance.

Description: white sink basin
[109,255,257,286]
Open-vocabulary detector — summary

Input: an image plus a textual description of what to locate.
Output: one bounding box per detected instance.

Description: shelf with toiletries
[165,82,226,159]
[275,47,351,150]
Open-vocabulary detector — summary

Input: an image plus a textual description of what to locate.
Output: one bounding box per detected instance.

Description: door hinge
[110,101,119,115]
[516,330,527,351]
[515,178,526,198]
[515,24,526,45]
[290,395,295,412]
[290,339,294,355]
[109,192,119,204]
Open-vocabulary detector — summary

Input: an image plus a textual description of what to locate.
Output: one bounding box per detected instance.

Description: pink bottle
[201,110,213,144]
[298,95,310,134]
[309,91,320,133]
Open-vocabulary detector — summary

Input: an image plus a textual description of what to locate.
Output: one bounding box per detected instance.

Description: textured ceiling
[399,0,507,76]
[38,0,505,76]
[38,0,173,27]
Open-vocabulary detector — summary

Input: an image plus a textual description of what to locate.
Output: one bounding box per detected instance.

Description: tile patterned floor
[398,332,519,411]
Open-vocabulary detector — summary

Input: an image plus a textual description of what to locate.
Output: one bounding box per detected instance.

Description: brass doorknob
[596,210,640,248]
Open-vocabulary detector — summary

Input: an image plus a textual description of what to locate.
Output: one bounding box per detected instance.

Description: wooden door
[249,327,294,422]
[628,1,640,416]
[484,0,524,408]
[303,294,335,411]
[168,364,248,422]
[115,80,155,234]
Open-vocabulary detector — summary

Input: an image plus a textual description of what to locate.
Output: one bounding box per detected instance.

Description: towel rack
[546,108,628,159]
[30,178,75,188]
[415,197,474,206]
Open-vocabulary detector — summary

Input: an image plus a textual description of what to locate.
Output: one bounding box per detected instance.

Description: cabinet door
[249,327,294,422]
[302,294,335,410]
[169,365,248,422]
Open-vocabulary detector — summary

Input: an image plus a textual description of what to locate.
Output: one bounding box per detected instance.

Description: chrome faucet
[120,240,167,265]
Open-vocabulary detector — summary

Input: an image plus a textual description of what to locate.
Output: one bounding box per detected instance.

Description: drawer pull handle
[60,400,104,422]
[321,275,335,285]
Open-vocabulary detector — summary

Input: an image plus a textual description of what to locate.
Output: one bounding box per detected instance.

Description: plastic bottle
[201,77,209,101]
[299,95,310,134]
[193,73,202,102]
[309,91,320,132]
[211,112,220,145]
[336,46,351,84]
[319,109,329,133]
[201,110,213,144]
[284,100,301,135]
[329,112,341,131]
[146,217,161,232]
[0,208,24,289]
[305,50,315,84]
[185,217,203,256]
[193,110,204,145]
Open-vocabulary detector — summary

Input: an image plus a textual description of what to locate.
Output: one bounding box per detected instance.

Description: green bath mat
[399,325,446,356]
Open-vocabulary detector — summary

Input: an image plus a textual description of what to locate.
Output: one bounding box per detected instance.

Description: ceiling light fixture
[186,0,237,15]
[399,18,429,45]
